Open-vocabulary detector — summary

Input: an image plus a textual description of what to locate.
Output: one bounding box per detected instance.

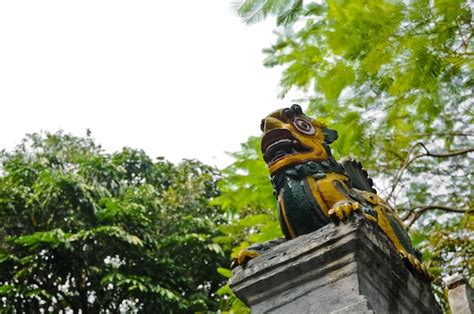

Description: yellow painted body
[307,173,351,216]
[357,190,413,259]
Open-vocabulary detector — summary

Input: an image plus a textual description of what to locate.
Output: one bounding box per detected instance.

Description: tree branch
[388,132,474,139]
[416,143,474,158]
[386,143,474,203]
[402,205,473,230]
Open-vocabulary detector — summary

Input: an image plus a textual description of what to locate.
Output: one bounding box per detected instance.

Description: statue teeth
[266,139,292,152]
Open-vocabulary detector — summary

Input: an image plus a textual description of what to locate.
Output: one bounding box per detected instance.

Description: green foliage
[222,0,473,311]
[213,137,275,214]
[233,0,303,25]
[213,137,280,254]
[0,131,227,313]
[212,137,280,312]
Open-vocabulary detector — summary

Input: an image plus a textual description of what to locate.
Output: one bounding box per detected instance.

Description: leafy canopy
[0,131,228,313]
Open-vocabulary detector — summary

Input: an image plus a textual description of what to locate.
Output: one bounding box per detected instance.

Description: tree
[0,131,228,313]
[217,0,473,310]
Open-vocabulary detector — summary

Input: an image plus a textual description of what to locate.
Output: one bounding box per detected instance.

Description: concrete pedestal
[230,217,442,313]
[446,274,474,314]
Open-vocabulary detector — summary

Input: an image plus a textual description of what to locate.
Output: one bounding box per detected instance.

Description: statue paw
[328,201,360,222]
[230,249,261,269]
[400,251,434,282]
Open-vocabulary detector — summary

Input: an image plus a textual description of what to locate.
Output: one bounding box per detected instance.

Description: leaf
[361,41,393,75]
[217,267,232,278]
[0,285,15,295]
[234,0,303,25]
[207,243,224,255]
[319,62,355,100]
[217,283,232,295]
[127,235,144,247]
[0,253,9,263]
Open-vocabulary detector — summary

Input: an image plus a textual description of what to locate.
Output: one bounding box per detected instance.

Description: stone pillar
[230,216,442,313]
[446,274,473,314]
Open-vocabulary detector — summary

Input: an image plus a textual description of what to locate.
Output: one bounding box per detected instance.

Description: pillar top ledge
[230,216,442,313]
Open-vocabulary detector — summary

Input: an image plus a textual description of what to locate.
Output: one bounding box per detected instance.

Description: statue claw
[230,249,261,269]
[329,201,360,222]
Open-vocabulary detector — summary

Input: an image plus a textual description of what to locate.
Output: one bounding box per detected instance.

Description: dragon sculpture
[231,104,432,282]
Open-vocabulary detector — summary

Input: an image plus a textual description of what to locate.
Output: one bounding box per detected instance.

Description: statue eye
[293,118,315,135]
[260,119,265,132]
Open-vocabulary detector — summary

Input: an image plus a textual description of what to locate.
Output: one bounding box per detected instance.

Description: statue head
[260,104,338,175]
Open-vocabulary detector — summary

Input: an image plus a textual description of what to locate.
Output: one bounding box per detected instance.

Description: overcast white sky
[0,1,302,168]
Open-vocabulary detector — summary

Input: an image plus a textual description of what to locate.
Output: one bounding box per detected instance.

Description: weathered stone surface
[230,216,442,313]
[446,274,474,314]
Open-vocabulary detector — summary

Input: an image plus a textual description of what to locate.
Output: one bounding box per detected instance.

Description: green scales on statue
[231,104,432,282]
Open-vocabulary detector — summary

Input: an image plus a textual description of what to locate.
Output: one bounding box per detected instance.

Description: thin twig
[386,143,424,202]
